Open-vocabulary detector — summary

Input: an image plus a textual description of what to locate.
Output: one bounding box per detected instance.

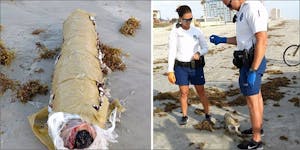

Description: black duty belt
[175,56,205,69]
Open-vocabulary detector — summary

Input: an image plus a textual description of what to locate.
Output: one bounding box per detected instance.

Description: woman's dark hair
[74,130,94,149]
[176,5,192,17]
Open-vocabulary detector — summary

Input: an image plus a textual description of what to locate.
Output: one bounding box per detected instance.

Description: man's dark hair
[176,5,192,17]
[74,130,94,149]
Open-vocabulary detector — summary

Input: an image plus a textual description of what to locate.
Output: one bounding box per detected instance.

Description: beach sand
[153,19,300,149]
[0,1,150,149]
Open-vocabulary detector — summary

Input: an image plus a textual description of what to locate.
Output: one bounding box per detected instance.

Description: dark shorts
[174,66,205,86]
[239,57,267,96]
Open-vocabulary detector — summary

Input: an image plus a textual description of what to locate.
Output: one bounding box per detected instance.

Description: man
[209,0,268,149]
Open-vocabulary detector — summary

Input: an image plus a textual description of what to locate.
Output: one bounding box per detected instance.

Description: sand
[0,1,150,149]
[153,19,300,149]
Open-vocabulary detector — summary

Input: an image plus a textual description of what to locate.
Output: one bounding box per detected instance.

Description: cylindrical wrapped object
[28,9,114,150]
[51,9,109,128]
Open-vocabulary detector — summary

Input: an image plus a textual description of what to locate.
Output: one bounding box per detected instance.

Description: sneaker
[237,139,263,149]
[241,128,264,136]
[180,116,189,125]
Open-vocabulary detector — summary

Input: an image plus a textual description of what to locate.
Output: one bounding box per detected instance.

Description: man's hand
[168,72,176,84]
[209,35,227,45]
[247,69,256,87]
[193,52,200,60]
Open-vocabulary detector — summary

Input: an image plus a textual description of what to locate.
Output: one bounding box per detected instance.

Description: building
[202,0,235,22]
[153,10,161,23]
[270,8,281,20]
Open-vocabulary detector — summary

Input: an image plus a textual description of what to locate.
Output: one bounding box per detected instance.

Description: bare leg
[258,90,264,128]
[179,85,189,116]
[246,93,263,142]
[194,85,210,114]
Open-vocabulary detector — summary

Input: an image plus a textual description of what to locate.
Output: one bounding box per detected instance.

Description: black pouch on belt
[233,51,244,68]
[200,55,205,67]
[242,47,255,68]
[192,56,205,69]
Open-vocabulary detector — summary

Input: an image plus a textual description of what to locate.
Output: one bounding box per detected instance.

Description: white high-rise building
[202,0,235,22]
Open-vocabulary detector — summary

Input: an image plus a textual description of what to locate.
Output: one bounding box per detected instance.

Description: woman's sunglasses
[182,18,193,23]
[227,0,232,8]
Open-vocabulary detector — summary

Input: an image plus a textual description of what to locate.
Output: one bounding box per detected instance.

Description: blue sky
[152,0,300,20]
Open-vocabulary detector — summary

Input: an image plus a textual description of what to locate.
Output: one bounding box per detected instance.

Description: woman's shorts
[174,66,205,86]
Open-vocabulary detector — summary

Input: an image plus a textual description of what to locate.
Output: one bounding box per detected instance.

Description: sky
[152,0,300,20]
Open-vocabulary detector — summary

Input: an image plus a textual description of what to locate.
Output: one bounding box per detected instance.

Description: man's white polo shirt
[236,1,268,51]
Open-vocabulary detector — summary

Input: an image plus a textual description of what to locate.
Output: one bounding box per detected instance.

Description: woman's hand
[193,52,200,60]
[168,72,176,84]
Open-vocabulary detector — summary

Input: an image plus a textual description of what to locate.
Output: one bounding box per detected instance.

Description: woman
[167,5,211,125]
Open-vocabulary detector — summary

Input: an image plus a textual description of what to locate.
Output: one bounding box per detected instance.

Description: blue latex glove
[209,35,227,45]
[247,70,257,87]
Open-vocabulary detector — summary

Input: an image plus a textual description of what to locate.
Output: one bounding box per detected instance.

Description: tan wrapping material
[28,9,109,149]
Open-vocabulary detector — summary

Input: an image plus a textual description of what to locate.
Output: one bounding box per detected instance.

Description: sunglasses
[227,0,232,8]
[182,18,193,23]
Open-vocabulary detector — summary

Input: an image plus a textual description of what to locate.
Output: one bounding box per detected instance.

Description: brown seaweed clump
[288,97,300,107]
[153,107,167,117]
[0,73,18,95]
[99,44,126,72]
[0,40,15,66]
[32,29,45,35]
[228,96,247,106]
[193,120,214,132]
[163,102,180,112]
[279,136,288,141]
[36,42,60,59]
[154,88,198,102]
[265,69,283,75]
[261,77,290,101]
[194,108,205,115]
[16,80,48,103]
[119,17,140,36]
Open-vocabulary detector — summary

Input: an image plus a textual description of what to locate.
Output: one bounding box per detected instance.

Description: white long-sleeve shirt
[168,25,208,72]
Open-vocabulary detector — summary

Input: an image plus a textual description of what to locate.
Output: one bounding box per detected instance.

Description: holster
[233,47,254,68]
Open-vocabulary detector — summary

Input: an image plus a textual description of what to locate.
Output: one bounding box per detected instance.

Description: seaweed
[153,58,168,64]
[0,73,19,95]
[288,97,300,107]
[193,120,214,132]
[36,42,60,59]
[153,66,163,72]
[153,107,167,117]
[265,69,283,75]
[16,80,48,103]
[0,24,3,32]
[261,77,290,101]
[0,40,15,66]
[163,102,180,112]
[32,29,45,35]
[99,44,126,72]
[120,17,140,36]
[194,108,205,115]
[279,136,288,141]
